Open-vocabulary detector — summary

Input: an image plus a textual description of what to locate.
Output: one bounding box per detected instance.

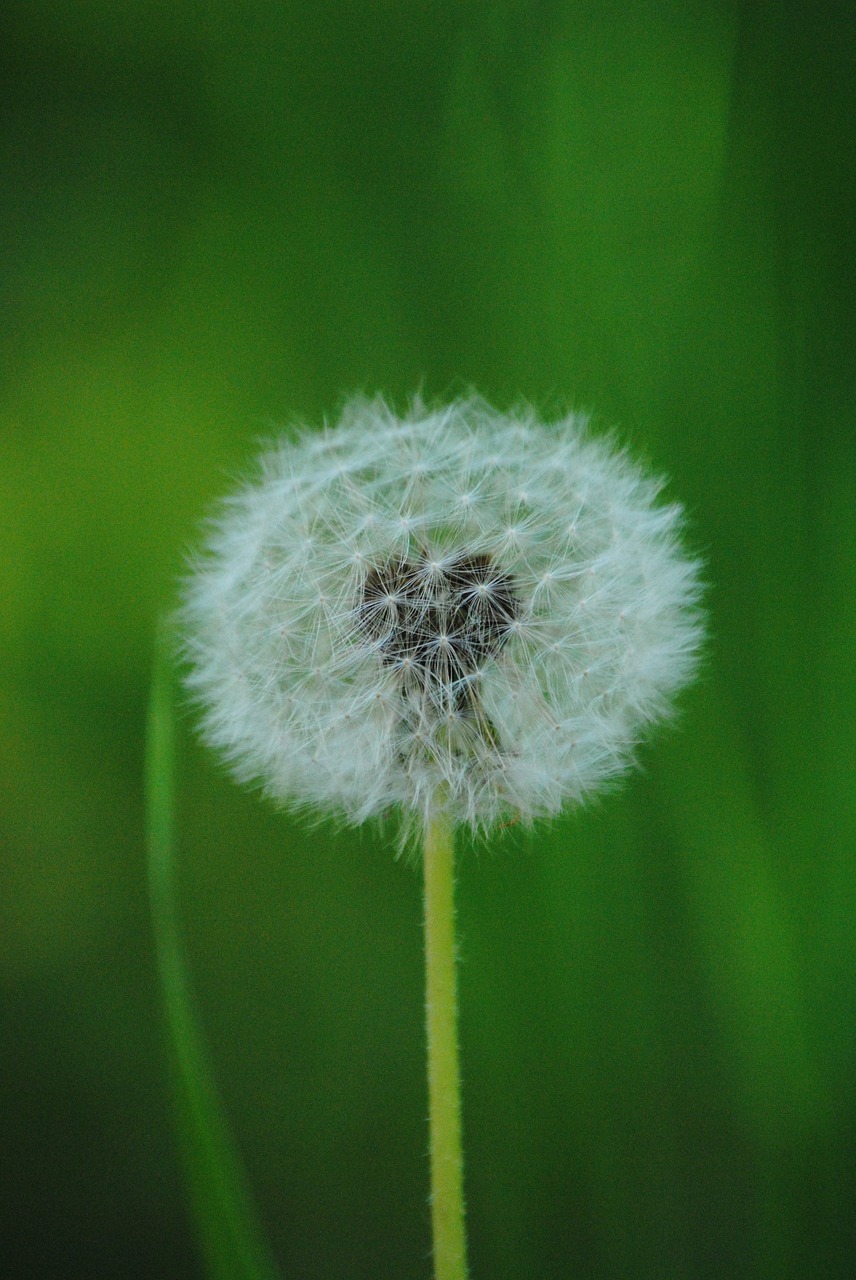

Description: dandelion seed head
[182,395,704,832]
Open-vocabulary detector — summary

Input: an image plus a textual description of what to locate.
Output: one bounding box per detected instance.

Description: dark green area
[2,2,853,1276]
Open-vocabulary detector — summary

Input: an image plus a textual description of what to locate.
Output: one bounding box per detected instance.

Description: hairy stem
[423,809,468,1280]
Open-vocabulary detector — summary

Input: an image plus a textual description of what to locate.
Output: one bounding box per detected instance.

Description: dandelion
[181,394,703,1280]
[183,395,702,833]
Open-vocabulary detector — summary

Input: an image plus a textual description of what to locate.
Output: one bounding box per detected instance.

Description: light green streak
[145,628,280,1280]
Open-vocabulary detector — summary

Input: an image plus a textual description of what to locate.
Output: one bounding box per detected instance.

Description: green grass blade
[145,629,281,1280]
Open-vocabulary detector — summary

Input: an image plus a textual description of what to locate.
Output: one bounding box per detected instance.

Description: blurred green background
[2,1,854,1276]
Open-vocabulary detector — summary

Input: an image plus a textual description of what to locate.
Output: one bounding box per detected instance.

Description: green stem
[423,809,469,1280]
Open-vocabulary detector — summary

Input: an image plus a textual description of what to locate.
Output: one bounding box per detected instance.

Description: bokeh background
[2,2,854,1277]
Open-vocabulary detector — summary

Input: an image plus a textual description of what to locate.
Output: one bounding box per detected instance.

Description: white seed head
[181,396,704,833]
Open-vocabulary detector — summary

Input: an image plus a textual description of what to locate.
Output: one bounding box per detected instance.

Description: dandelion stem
[423,808,468,1280]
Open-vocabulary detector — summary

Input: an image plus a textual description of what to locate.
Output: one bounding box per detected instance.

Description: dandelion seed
[181,394,704,834]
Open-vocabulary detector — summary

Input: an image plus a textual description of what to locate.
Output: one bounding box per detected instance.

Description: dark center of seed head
[357,551,519,690]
